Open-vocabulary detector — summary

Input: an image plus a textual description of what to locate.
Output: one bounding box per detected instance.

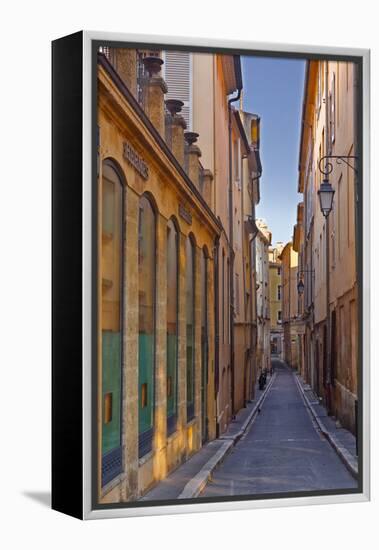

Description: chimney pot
[142,56,164,77]
[184,131,199,146]
[165,99,184,116]
[142,56,168,137]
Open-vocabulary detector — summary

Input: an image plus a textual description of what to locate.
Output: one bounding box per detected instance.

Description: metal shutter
[163,51,192,130]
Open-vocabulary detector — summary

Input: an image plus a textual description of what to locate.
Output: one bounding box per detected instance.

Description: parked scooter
[258,369,267,390]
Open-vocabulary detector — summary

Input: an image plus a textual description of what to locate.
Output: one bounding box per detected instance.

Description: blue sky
[241,56,306,245]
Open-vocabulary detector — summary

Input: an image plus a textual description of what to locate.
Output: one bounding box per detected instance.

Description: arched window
[201,249,208,443]
[138,194,156,457]
[166,219,179,434]
[186,236,195,421]
[101,161,124,486]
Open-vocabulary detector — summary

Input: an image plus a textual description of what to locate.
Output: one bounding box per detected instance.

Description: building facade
[292,203,306,377]
[279,241,303,370]
[298,59,358,433]
[269,243,284,358]
[255,219,271,374]
[188,53,261,430]
[98,49,220,503]
[97,46,263,502]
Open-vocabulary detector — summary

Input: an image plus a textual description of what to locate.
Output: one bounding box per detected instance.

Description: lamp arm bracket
[318,155,358,176]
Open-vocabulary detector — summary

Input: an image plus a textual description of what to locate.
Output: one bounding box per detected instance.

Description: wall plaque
[123,140,149,180]
[179,203,192,225]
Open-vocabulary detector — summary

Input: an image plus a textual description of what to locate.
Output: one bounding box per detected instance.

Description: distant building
[279,242,303,370]
[256,219,271,373]
[293,202,306,379]
[191,53,262,429]
[269,243,284,357]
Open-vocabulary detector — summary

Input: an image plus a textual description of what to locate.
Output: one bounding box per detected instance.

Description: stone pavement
[140,373,274,501]
[201,360,357,498]
[294,371,358,478]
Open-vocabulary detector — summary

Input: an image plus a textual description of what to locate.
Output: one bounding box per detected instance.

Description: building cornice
[98,53,222,237]
[298,60,318,193]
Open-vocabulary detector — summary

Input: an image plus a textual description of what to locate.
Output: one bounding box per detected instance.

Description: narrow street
[90,47,361,506]
[202,360,357,497]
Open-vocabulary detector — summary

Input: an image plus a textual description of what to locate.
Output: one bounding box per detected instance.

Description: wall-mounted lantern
[297,279,305,295]
[318,178,335,218]
[317,155,358,218]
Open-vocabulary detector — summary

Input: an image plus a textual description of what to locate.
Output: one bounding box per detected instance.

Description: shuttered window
[163,51,192,130]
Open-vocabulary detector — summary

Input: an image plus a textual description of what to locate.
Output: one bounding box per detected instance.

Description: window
[166,219,179,434]
[331,310,337,387]
[235,273,240,315]
[163,50,192,130]
[350,299,357,391]
[233,139,240,184]
[317,63,322,115]
[347,159,353,247]
[330,231,336,269]
[306,159,314,236]
[321,128,325,184]
[277,311,282,323]
[227,259,230,344]
[138,195,156,457]
[337,173,342,259]
[337,63,340,126]
[186,236,195,421]
[277,267,281,276]
[222,250,225,344]
[277,285,282,301]
[101,161,124,486]
[330,72,336,145]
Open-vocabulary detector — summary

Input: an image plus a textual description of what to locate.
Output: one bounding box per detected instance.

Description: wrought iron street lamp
[296,269,314,296]
[297,279,305,295]
[317,154,358,218]
[318,155,358,177]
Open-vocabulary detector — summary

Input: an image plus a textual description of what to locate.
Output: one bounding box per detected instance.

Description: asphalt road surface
[202,360,357,498]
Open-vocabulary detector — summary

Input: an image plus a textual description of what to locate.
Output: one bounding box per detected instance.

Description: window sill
[102,231,113,242]
[167,429,178,443]
[139,450,154,467]
[101,473,122,499]
[186,416,197,428]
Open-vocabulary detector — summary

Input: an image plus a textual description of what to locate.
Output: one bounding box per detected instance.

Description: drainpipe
[228,61,242,417]
[214,235,220,437]
[325,60,331,411]
[250,233,258,398]
[241,155,247,407]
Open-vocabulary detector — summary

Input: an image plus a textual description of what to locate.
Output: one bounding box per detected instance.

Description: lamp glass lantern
[318,178,335,218]
[297,279,305,295]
